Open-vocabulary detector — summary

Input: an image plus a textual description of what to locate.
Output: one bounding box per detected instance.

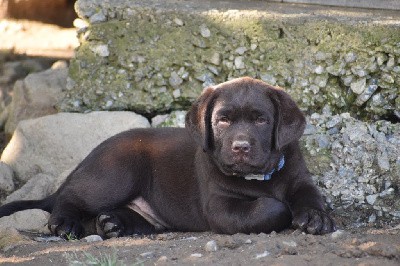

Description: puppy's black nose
[232,140,251,153]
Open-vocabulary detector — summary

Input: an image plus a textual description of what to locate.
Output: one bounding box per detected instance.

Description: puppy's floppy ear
[185,87,218,152]
[269,86,306,150]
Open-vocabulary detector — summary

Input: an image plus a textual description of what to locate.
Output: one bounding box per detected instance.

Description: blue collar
[244,155,285,181]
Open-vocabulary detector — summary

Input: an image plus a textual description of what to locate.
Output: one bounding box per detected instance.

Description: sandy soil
[0,227,399,265]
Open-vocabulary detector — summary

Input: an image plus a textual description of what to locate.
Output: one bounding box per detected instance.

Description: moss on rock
[63,0,400,119]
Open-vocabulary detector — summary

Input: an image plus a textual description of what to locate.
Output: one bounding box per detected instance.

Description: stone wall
[63,0,399,121]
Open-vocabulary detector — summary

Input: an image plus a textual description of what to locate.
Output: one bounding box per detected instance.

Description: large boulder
[1,111,150,183]
[61,0,400,120]
[4,63,68,136]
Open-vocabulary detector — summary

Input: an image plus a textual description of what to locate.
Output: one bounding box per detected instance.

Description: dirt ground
[0,226,399,265]
[0,14,399,266]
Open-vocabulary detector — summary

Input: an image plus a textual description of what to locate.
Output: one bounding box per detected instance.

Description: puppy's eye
[255,116,268,124]
[218,116,231,125]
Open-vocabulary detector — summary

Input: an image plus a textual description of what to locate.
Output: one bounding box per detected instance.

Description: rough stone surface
[62,0,400,120]
[3,174,54,204]
[1,111,150,183]
[301,111,400,227]
[0,209,49,234]
[152,110,187,128]
[4,63,68,136]
[0,162,14,197]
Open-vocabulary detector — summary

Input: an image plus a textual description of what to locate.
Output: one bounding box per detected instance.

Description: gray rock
[234,56,245,69]
[331,230,346,239]
[199,24,211,38]
[83,235,103,242]
[350,78,366,94]
[152,110,187,128]
[169,71,183,87]
[0,162,14,195]
[1,111,150,183]
[255,251,270,259]
[4,65,67,135]
[3,174,54,204]
[0,209,49,233]
[89,11,107,23]
[205,240,218,252]
[34,236,64,242]
[90,44,109,57]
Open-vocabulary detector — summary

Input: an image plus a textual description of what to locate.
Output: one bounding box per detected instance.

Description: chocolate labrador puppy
[0,77,335,238]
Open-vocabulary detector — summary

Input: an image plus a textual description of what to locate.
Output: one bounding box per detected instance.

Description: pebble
[190,253,203,258]
[89,11,106,24]
[82,235,103,242]
[255,251,270,259]
[169,71,183,87]
[90,44,109,57]
[234,56,245,69]
[157,256,168,262]
[235,46,248,55]
[282,240,297,248]
[200,24,211,38]
[173,18,184,26]
[350,78,366,94]
[140,251,154,258]
[34,236,64,242]
[205,240,218,252]
[331,230,345,239]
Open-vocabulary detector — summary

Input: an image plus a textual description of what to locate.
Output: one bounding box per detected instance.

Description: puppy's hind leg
[96,207,157,239]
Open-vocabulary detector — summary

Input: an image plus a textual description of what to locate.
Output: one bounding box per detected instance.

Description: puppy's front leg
[205,196,291,234]
[289,182,336,235]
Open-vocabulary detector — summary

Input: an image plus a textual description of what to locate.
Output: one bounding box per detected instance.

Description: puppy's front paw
[292,208,336,235]
[48,216,84,239]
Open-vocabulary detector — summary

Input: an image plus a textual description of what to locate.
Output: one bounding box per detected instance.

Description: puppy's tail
[0,194,56,218]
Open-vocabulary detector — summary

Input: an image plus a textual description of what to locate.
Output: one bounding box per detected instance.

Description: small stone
[83,235,103,242]
[368,213,377,223]
[235,46,248,55]
[157,256,168,262]
[377,151,390,171]
[200,24,211,38]
[326,116,341,128]
[169,71,183,87]
[205,240,218,252]
[282,240,297,247]
[140,252,154,258]
[355,83,378,106]
[331,230,345,239]
[344,52,357,63]
[172,89,181,98]
[350,78,366,94]
[366,194,378,205]
[234,56,245,69]
[255,251,270,259]
[34,236,64,242]
[314,65,324,74]
[190,253,203,258]
[90,44,109,57]
[260,73,276,85]
[381,73,394,84]
[209,52,221,65]
[173,18,184,26]
[245,239,252,244]
[89,11,106,24]
[250,44,258,50]
[315,51,327,61]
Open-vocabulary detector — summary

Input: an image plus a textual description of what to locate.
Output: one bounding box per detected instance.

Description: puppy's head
[186,77,305,176]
